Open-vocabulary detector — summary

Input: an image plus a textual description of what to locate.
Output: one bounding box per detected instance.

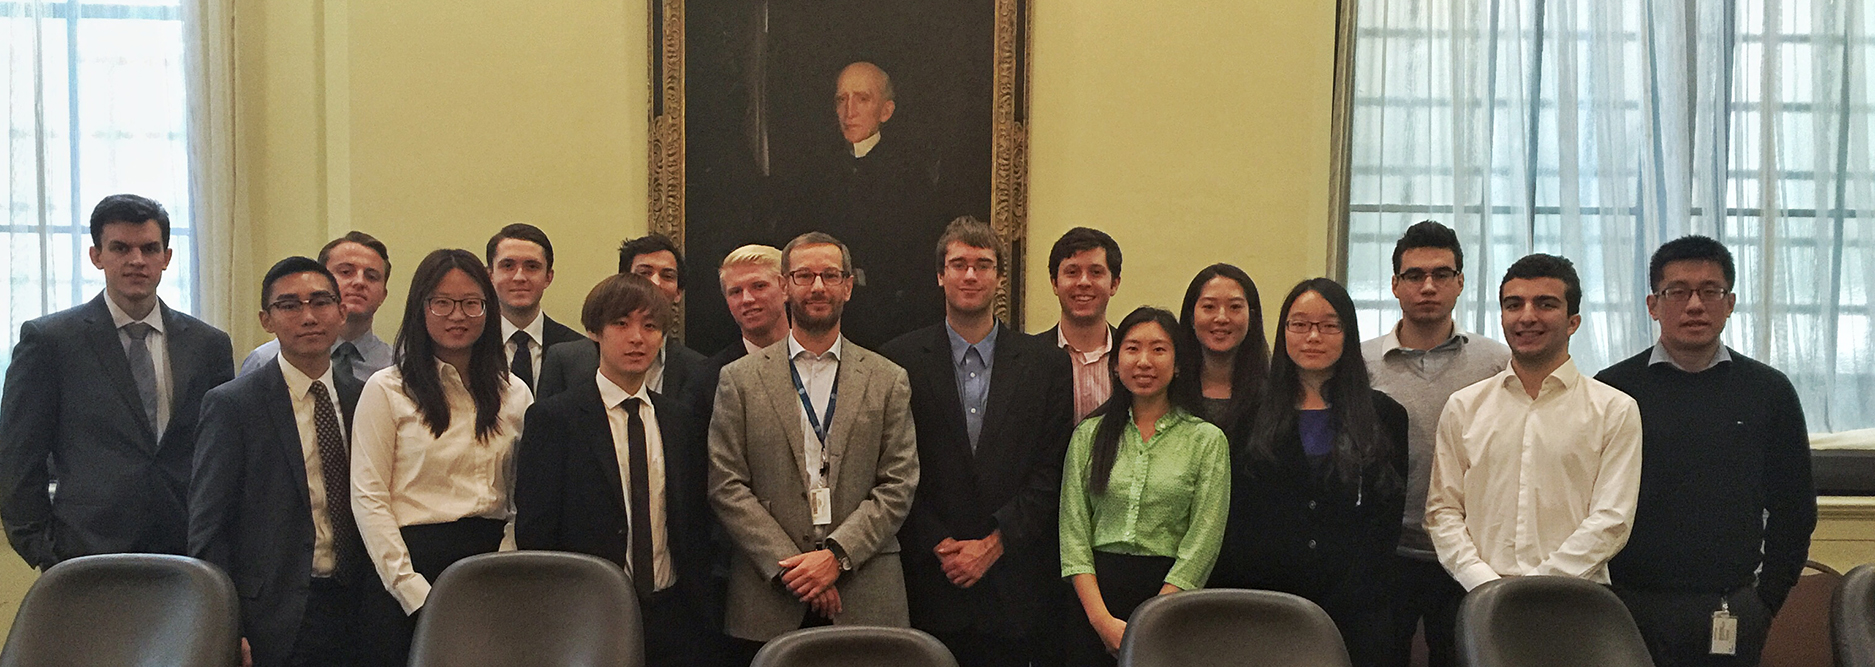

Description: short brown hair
[933,216,1006,272]
[580,272,672,334]
[486,223,554,269]
[318,231,392,277]
[781,231,854,275]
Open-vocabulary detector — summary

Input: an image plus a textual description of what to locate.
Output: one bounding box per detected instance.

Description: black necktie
[622,397,655,599]
[309,380,361,582]
[509,332,534,389]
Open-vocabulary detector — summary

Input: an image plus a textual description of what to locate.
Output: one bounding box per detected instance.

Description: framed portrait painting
[649,0,1032,353]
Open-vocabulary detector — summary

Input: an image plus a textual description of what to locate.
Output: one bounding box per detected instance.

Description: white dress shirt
[104,294,171,435]
[278,358,345,576]
[787,333,842,493]
[647,341,668,393]
[1425,357,1643,591]
[351,361,533,613]
[596,370,676,591]
[500,312,547,375]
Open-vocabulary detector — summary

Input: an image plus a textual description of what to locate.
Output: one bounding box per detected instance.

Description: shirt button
[1308,540,1318,549]
[969,408,977,414]
[1308,501,1317,510]
[969,373,976,378]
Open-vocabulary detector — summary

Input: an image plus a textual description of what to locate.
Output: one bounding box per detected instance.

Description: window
[1345,0,1874,431]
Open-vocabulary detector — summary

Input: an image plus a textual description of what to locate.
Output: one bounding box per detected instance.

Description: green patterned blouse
[1059,406,1231,591]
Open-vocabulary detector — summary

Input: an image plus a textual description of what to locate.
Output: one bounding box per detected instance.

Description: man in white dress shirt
[1425,253,1643,592]
[485,223,585,392]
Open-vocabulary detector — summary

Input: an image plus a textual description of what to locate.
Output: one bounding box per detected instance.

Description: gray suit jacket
[707,337,919,641]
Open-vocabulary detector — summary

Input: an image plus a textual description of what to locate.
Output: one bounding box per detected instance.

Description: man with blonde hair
[684,244,792,425]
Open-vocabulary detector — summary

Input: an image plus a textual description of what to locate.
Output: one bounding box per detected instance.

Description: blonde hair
[719,244,783,282]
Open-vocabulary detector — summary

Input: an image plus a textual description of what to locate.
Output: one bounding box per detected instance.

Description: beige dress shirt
[1425,357,1643,591]
[596,370,676,591]
[278,359,345,576]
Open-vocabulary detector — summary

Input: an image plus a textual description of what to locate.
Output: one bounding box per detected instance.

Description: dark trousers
[1067,552,1175,667]
[1388,554,1465,667]
[643,587,726,667]
[277,577,362,667]
[931,629,1041,667]
[357,517,506,667]
[1615,585,1773,667]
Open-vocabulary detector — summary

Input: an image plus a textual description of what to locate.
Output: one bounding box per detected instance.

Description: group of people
[0,194,1818,667]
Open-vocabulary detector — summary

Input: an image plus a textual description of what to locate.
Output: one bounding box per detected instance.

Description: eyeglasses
[788,270,849,286]
[1285,319,1343,335]
[268,293,341,314]
[1397,268,1460,285]
[426,297,487,318]
[944,259,998,275]
[1655,287,1730,304]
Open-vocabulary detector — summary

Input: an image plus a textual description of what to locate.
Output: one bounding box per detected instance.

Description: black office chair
[1117,589,1352,667]
[0,553,239,667]
[408,551,643,667]
[1456,575,1652,667]
[751,626,958,667]
[1836,563,1875,667]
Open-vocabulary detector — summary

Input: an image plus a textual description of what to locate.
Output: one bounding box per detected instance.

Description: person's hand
[240,637,253,667]
[936,531,1004,588]
[778,549,841,601]
[809,585,843,617]
[1094,615,1127,654]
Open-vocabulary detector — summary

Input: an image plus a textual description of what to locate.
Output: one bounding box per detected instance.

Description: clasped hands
[934,529,1003,588]
[778,549,842,617]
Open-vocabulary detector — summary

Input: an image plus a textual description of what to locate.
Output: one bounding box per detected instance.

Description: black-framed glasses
[268,293,341,314]
[1284,319,1344,335]
[788,270,849,286]
[1396,268,1460,285]
[1655,286,1730,304]
[426,297,487,318]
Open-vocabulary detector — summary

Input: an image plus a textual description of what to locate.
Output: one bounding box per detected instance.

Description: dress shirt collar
[596,369,652,409]
[1056,324,1112,356]
[103,292,165,334]
[499,311,545,347]
[342,329,384,348]
[743,337,765,355]
[434,357,467,388]
[788,330,843,362]
[1377,321,1470,356]
[277,354,337,402]
[1123,405,1198,446]
[851,131,882,158]
[945,319,1000,369]
[1647,343,1732,373]
[1498,355,1583,395]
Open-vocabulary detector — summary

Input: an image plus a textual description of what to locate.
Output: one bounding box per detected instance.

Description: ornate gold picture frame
[647,0,1032,351]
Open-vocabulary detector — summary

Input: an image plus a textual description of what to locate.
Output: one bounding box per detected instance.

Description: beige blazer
[707,337,920,641]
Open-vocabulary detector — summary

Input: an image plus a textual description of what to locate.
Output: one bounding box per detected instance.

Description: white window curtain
[0,0,234,377]
[1345,0,1874,433]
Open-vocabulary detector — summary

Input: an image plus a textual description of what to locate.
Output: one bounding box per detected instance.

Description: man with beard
[707,232,919,663]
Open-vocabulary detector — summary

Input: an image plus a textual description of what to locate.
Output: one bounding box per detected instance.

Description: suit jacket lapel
[758,347,810,490]
[824,340,872,487]
[160,305,198,443]
[573,381,627,512]
[974,324,1023,469]
[259,360,315,516]
[922,330,972,461]
[83,297,155,444]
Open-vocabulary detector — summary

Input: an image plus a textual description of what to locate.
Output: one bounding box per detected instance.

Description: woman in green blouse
[1060,306,1231,665]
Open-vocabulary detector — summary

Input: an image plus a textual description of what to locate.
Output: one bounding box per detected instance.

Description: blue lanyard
[788,356,839,446]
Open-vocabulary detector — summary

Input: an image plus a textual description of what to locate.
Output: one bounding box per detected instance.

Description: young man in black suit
[881,217,1075,667]
[190,256,370,667]
[682,244,791,428]
[536,233,706,401]
[515,272,724,667]
[0,194,234,568]
[486,223,586,392]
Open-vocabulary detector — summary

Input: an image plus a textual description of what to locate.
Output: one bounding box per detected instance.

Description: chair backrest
[751,626,958,667]
[1836,563,1875,667]
[1118,589,1352,667]
[1456,575,1653,667]
[409,551,643,667]
[1762,561,1841,667]
[0,554,239,667]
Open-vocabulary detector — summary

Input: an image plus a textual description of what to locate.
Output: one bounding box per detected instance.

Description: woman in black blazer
[1221,278,1407,667]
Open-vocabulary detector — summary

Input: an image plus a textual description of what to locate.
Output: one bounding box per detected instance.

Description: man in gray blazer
[0,194,235,568]
[709,232,919,661]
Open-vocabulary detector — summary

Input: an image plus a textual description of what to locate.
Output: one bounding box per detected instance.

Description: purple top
[1299,408,1336,459]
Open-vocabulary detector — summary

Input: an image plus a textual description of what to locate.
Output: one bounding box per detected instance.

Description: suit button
[1308,500,1317,510]
[1308,540,1317,549]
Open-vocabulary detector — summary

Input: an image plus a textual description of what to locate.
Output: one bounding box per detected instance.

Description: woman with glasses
[1059,307,1230,665]
[1230,278,1407,666]
[351,249,532,665]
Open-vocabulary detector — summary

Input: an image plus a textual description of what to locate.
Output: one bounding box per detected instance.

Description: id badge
[1710,606,1737,656]
[810,487,833,526]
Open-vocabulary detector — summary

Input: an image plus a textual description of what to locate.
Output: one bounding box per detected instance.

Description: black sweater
[1595,348,1816,611]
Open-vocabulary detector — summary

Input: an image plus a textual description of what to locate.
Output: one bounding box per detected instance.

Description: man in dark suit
[881,217,1074,667]
[0,194,234,569]
[190,257,369,667]
[682,244,791,428]
[538,233,705,400]
[515,272,723,667]
[485,223,585,393]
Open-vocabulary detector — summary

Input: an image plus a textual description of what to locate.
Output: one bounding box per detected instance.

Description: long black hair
[1177,263,1268,439]
[1086,306,1202,494]
[1245,278,1393,488]
[392,249,510,441]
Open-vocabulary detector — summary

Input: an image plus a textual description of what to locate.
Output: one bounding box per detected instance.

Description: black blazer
[682,343,750,428]
[513,378,723,627]
[1214,390,1408,611]
[879,323,1074,636]
[188,358,367,667]
[541,314,585,348]
[0,295,234,568]
[536,337,708,403]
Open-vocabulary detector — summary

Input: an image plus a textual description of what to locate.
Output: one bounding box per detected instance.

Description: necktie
[331,342,361,384]
[622,397,655,599]
[122,322,159,433]
[308,380,361,582]
[509,332,534,389]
